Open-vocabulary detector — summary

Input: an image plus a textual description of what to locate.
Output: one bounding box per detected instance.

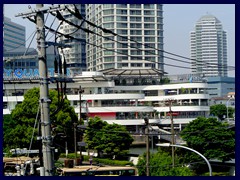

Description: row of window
[102,22,163,29]
[4,30,25,41]
[103,4,162,9]
[4,38,25,47]
[4,61,37,67]
[4,22,25,32]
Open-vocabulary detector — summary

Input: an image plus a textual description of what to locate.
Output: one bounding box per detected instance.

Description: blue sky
[4,4,235,77]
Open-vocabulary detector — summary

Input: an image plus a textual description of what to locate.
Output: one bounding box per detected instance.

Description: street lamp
[227,96,234,121]
[156,143,212,176]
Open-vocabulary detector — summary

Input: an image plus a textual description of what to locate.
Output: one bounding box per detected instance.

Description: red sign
[166,112,179,116]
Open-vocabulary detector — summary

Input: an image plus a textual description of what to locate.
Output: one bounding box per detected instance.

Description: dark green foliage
[59,153,133,166]
[210,104,234,120]
[3,87,79,159]
[84,116,133,159]
[160,78,170,84]
[179,116,235,174]
[137,149,194,176]
[93,158,133,166]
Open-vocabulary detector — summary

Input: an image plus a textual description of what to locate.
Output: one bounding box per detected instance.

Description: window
[116,23,127,28]
[130,17,141,22]
[144,30,155,35]
[130,23,142,28]
[145,50,155,55]
[117,43,128,48]
[116,9,127,15]
[131,63,142,67]
[103,9,114,15]
[144,4,155,9]
[130,10,141,15]
[103,16,114,22]
[130,30,142,35]
[144,17,155,22]
[131,50,142,55]
[130,4,141,8]
[104,43,114,48]
[117,29,128,35]
[119,50,128,55]
[104,57,114,62]
[144,24,155,29]
[144,10,155,15]
[104,50,114,55]
[130,43,142,48]
[144,37,155,42]
[116,16,127,21]
[103,4,114,8]
[104,63,115,69]
[116,4,127,8]
[103,23,114,28]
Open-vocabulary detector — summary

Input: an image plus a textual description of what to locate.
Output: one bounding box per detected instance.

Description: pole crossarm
[15,5,65,18]
[46,41,72,48]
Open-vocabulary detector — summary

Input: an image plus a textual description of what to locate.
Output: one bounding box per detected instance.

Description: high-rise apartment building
[190,14,228,77]
[3,16,26,51]
[85,4,164,72]
[58,4,87,75]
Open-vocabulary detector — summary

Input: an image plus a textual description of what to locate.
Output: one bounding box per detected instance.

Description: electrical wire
[23,105,40,173]
[66,4,234,71]
[51,9,192,69]
[44,24,192,70]
[3,30,37,52]
[23,30,37,56]
[24,6,234,72]
[26,105,40,158]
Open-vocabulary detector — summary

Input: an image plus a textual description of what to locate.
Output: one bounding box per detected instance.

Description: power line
[43,16,229,72]
[3,30,37,52]
[20,4,234,72]
[65,4,234,71]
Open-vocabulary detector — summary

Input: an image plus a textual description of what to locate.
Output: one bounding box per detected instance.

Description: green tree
[210,104,234,120]
[137,149,194,176]
[84,116,133,159]
[3,87,79,159]
[180,117,235,164]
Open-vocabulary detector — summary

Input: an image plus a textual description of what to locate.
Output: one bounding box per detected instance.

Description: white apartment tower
[59,4,87,75]
[190,14,228,77]
[85,4,164,72]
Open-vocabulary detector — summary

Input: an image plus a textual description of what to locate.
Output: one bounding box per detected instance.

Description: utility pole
[36,4,54,176]
[15,4,66,176]
[166,99,175,167]
[79,86,84,164]
[74,122,77,159]
[144,117,150,176]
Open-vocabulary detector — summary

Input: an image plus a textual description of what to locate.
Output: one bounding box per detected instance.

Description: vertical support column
[36,4,54,176]
[144,117,150,176]
[169,101,175,168]
[79,86,84,164]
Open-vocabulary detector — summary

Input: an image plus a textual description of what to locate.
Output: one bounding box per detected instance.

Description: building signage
[3,68,71,79]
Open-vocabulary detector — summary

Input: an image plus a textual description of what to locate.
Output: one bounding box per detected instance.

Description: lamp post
[156,143,212,176]
[226,96,234,121]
